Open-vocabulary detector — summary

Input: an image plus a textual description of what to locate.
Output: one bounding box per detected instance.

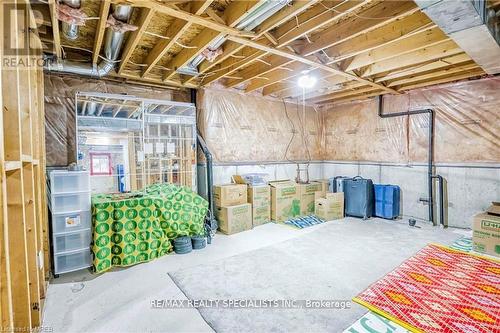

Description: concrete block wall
[202,161,499,229]
[323,162,500,228]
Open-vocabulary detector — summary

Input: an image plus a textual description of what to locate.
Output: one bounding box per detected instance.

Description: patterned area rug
[353,244,500,333]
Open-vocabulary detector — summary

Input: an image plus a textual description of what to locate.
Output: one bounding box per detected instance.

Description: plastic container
[51,192,91,213]
[53,231,91,254]
[54,249,91,274]
[374,184,401,219]
[52,211,91,234]
[239,173,269,185]
[50,171,90,194]
[344,176,375,219]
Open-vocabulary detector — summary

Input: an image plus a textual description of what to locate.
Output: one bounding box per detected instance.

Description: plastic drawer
[53,231,91,254]
[54,249,91,274]
[51,171,90,194]
[51,193,90,213]
[52,211,91,234]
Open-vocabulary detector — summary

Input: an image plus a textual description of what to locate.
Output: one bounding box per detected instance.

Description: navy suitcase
[344,176,374,219]
[374,184,401,219]
[328,176,351,192]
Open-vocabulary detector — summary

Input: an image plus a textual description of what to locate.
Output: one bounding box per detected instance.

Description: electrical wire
[282,99,296,163]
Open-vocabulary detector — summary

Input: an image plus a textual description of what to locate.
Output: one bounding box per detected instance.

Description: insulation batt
[198,77,500,164]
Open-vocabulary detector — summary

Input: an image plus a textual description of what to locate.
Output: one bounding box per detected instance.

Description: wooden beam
[163,28,221,81]
[386,62,479,87]
[226,35,400,94]
[277,75,351,99]
[310,86,377,103]
[397,69,484,91]
[374,53,473,83]
[225,55,293,88]
[275,0,369,48]
[163,0,267,81]
[142,1,212,78]
[300,1,419,56]
[117,7,154,74]
[124,0,255,38]
[188,0,318,85]
[360,40,463,77]
[92,0,111,66]
[253,0,322,36]
[47,0,61,58]
[198,48,266,86]
[343,27,448,71]
[246,62,308,93]
[318,90,384,105]
[323,11,433,63]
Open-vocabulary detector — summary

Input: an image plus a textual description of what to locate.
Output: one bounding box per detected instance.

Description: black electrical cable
[282,98,296,163]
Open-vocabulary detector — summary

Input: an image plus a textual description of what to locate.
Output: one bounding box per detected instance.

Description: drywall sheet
[43,73,189,166]
[322,77,500,163]
[197,88,324,163]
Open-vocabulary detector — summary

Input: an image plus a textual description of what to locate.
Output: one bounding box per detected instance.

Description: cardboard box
[214,184,247,207]
[472,212,500,258]
[248,185,271,227]
[316,179,329,196]
[270,180,300,222]
[487,202,500,216]
[215,203,252,235]
[298,182,322,215]
[315,192,344,221]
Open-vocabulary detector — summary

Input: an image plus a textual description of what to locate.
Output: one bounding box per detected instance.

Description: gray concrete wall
[323,162,500,229]
[201,161,499,229]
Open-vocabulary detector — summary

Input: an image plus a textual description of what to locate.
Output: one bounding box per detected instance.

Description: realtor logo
[2,1,44,68]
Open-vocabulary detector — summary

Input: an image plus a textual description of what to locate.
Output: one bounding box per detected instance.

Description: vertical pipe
[191,89,216,233]
[378,96,436,225]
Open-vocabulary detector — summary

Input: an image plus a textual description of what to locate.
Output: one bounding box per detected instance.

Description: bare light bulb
[297,74,317,88]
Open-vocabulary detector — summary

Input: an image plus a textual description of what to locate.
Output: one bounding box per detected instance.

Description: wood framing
[1,1,49,331]
[35,0,487,103]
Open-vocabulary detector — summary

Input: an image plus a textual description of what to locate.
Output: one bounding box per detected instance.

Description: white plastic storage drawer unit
[52,210,91,234]
[49,170,92,275]
[54,249,92,275]
[53,230,92,253]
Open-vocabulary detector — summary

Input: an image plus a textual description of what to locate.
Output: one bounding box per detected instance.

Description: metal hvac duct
[180,0,291,76]
[61,0,81,40]
[44,4,133,78]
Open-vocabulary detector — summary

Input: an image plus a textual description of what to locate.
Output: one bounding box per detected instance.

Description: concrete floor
[42,217,470,333]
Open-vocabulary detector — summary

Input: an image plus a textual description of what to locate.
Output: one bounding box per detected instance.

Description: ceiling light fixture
[297,74,317,88]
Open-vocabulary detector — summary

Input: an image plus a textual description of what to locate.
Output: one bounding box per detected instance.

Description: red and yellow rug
[353,244,500,333]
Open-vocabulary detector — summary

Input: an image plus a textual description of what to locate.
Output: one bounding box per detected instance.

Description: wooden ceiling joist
[323,11,434,63]
[360,40,463,78]
[163,0,267,81]
[39,0,487,105]
[186,0,320,85]
[386,62,480,87]
[227,35,399,94]
[397,69,484,91]
[245,62,309,93]
[274,0,370,48]
[342,27,448,71]
[118,7,155,75]
[47,0,61,58]
[225,56,294,88]
[199,48,266,86]
[141,1,213,78]
[373,53,473,83]
[92,0,111,66]
[310,85,377,103]
[300,1,419,56]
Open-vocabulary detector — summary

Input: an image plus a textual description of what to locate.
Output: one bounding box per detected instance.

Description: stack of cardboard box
[214,177,346,234]
[472,202,500,258]
[214,184,252,235]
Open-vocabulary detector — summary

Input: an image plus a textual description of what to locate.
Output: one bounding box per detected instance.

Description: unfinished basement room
[1,0,499,332]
